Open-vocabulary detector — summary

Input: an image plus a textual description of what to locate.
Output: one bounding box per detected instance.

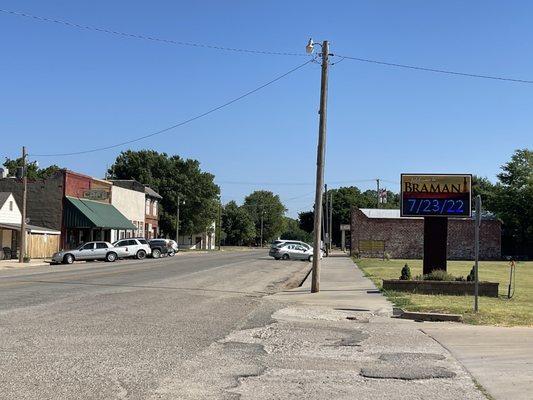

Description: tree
[298,211,314,233]
[297,185,401,246]
[221,201,255,245]
[490,149,533,257]
[108,150,220,238]
[3,157,60,179]
[243,190,286,245]
[281,217,312,243]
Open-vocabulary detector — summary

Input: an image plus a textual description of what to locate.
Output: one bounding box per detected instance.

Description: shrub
[423,270,456,281]
[400,264,412,280]
[467,266,476,282]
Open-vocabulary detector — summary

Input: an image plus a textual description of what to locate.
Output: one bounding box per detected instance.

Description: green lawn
[355,258,533,326]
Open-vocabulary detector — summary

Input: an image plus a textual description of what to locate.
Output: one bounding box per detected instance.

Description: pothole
[360,364,456,380]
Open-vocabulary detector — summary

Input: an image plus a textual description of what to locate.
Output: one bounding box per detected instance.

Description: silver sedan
[50,241,128,264]
[269,243,314,262]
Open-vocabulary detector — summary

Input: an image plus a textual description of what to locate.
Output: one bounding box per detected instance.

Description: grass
[355,258,533,327]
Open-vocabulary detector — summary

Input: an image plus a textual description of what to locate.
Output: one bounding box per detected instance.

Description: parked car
[112,238,152,259]
[269,243,314,262]
[270,240,312,250]
[148,239,175,258]
[50,241,126,264]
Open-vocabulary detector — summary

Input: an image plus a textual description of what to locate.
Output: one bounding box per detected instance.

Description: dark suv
[148,239,174,258]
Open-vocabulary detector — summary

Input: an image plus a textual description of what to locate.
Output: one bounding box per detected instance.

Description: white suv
[113,238,152,259]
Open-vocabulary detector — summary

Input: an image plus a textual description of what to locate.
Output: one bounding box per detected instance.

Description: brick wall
[351,208,501,260]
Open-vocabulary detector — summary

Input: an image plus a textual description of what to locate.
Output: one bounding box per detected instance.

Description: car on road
[50,241,126,264]
[113,238,152,260]
[148,239,175,258]
[269,243,314,262]
[270,240,312,250]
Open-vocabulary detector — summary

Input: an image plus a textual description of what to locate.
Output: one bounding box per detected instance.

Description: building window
[146,199,150,215]
[153,200,158,216]
[9,201,13,211]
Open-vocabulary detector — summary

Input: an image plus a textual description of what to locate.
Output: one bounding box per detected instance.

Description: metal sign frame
[400,173,472,218]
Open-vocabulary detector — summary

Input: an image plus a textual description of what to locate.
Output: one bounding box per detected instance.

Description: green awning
[64,197,136,230]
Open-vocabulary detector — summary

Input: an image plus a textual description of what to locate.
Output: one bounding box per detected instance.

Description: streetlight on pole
[176,195,185,247]
[307,38,330,293]
[19,146,28,263]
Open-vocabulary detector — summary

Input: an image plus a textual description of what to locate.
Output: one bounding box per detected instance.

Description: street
[0,250,309,400]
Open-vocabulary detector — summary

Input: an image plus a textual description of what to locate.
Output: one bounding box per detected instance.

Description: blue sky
[1,1,532,217]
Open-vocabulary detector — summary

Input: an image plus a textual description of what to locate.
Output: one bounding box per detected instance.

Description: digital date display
[401,174,472,218]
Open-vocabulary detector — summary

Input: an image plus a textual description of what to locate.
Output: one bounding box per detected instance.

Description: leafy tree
[108,150,220,238]
[243,190,286,245]
[3,157,61,179]
[221,201,255,245]
[298,210,314,233]
[297,186,400,246]
[490,149,533,257]
[281,217,312,243]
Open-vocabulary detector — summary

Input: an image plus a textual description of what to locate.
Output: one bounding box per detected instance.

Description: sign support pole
[474,195,481,313]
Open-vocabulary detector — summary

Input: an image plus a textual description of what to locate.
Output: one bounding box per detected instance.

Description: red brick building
[351,208,501,260]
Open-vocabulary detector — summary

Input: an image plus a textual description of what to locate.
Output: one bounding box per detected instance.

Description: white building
[176,221,216,250]
[110,184,146,242]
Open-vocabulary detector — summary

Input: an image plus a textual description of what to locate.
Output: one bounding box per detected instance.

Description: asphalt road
[0,250,308,400]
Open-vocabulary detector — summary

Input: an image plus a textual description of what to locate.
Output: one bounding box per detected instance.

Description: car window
[96,242,108,249]
[127,240,137,246]
[138,239,148,245]
[115,240,126,247]
[82,243,94,250]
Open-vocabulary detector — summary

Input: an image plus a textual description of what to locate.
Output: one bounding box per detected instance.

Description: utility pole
[217,199,222,250]
[322,183,329,257]
[309,39,330,293]
[329,191,333,252]
[260,208,264,248]
[19,146,28,263]
[376,178,380,209]
[175,194,180,244]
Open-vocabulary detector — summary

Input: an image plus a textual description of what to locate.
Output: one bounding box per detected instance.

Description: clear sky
[2,1,532,217]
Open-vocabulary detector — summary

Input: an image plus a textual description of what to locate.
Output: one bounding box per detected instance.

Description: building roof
[0,192,12,207]
[0,222,60,234]
[359,208,499,221]
[144,186,162,199]
[64,197,136,230]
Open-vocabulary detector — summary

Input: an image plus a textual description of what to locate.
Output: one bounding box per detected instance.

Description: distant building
[0,170,135,250]
[109,180,162,239]
[176,221,216,250]
[0,192,61,259]
[350,207,501,260]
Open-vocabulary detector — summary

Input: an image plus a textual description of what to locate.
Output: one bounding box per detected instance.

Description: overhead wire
[31,58,314,157]
[3,8,533,84]
[0,8,307,57]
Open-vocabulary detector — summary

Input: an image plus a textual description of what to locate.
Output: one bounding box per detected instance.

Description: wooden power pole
[19,146,28,263]
[311,40,330,293]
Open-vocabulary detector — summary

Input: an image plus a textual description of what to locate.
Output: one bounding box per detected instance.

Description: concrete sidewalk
[274,252,392,314]
[422,324,533,400]
[0,259,49,270]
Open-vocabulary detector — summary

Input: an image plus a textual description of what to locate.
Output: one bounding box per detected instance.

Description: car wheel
[105,252,117,262]
[274,257,280,260]
[168,250,175,257]
[308,255,313,262]
[282,254,289,260]
[63,254,74,264]
[136,250,146,260]
[152,248,161,259]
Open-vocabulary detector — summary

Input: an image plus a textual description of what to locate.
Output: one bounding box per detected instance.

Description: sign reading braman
[400,174,472,217]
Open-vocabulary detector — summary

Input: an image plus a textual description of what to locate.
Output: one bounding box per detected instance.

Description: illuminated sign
[400,174,472,217]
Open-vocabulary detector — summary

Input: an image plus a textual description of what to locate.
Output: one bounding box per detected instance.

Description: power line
[31,59,313,157]
[337,54,533,84]
[0,8,307,57]
[4,8,533,84]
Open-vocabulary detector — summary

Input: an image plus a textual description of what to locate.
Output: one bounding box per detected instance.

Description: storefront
[63,196,136,249]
